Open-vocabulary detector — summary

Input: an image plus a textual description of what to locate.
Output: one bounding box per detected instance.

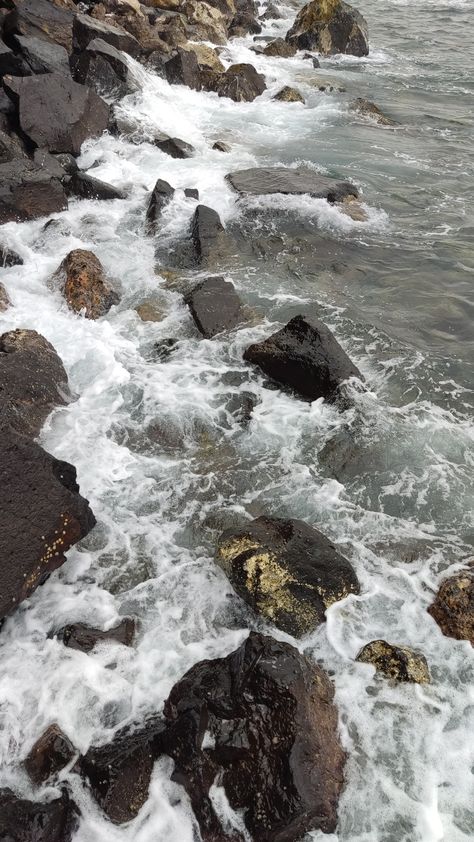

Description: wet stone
[286,0,369,58]
[154,134,195,158]
[227,166,358,201]
[356,640,430,683]
[184,187,199,199]
[145,178,174,234]
[185,276,243,338]
[428,567,474,645]
[55,617,136,652]
[273,86,305,103]
[350,97,395,126]
[24,724,76,786]
[52,249,120,319]
[0,244,23,267]
[65,171,126,201]
[0,283,11,311]
[0,788,78,842]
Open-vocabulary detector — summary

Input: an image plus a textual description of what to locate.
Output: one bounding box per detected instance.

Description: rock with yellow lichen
[216,515,359,636]
[356,640,430,684]
[286,0,369,57]
[0,429,96,623]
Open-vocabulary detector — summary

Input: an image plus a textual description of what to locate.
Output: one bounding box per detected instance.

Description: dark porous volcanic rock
[71,37,138,99]
[286,0,369,57]
[0,788,78,842]
[55,617,136,652]
[227,166,358,201]
[0,328,69,438]
[24,724,76,786]
[3,0,74,52]
[3,73,109,156]
[53,249,120,319]
[263,37,296,57]
[350,97,394,125]
[356,640,430,683]
[190,204,230,266]
[164,47,202,90]
[154,134,195,158]
[0,429,96,623]
[1,244,23,267]
[13,35,71,76]
[145,178,174,233]
[185,276,243,338]
[0,158,67,223]
[65,170,126,201]
[428,568,474,645]
[203,62,266,102]
[79,719,165,823]
[72,13,140,56]
[273,85,305,103]
[163,631,346,840]
[244,315,362,401]
[216,516,359,636]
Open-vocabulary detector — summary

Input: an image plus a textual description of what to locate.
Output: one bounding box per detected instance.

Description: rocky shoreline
[0,0,472,840]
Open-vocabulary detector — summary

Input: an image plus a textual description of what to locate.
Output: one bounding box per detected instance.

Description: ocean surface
[0,1,473,840]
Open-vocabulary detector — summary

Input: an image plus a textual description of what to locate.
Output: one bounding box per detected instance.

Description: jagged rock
[184,0,228,44]
[260,2,282,20]
[71,37,138,98]
[33,147,69,179]
[65,171,126,201]
[428,568,474,645]
[0,40,30,78]
[184,187,199,199]
[12,34,70,76]
[190,204,230,266]
[52,249,119,319]
[263,37,296,57]
[216,516,359,635]
[55,618,136,652]
[3,0,74,51]
[79,719,165,823]
[0,244,23,267]
[24,725,76,786]
[226,166,358,200]
[3,73,109,156]
[145,178,174,233]
[0,429,96,623]
[0,157,67,223]
[212,140,230,152]
[118,7,176,51]
[273,85,305,103]
[72,13,140,55]
[0,127,28,164]
[163,632,346,840]
[286,0,369,57]
[154,134,194,158]
[0,283,11,311]
[182,42,224,73]
[356,640,430,683]
[164,47,201,90]
[0,788,78,842]
[203,62,266,102]
[244,315,362,401]
[229,0,261,36]
[0,328,69,438]
[185,276,243,338]
[53,152,79,175]
[350,97,394,125]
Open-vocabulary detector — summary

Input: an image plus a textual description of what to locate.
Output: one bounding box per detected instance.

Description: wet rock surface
[72,13,140,56]
[428,568,474,645]
[350,97,394,125]
[0,157,67,223]
[216,515,359,635]
[24,724,76,786]
[164,47,202,90]
[356,640,430,683]
[185,275,243,338]
[0,429,96,623]
[145,177,174,233]
[0,283,11,311]
[154,134,195,158]
[244,315,362,402]
[263,37,296,57]
[3,0,74,52]
[286,0,369,57]
[162,631,346,840]
[190,203,231,266]
[204,62,266,102]
[12,34,71,77]
[71,37,138,99]
[55,617,136,652]
[273,85,305,103]
[52,249,120,319]
[0,788,78,842]
[65,170,126,201]
[227,166,358,200]
[0,244,23,267]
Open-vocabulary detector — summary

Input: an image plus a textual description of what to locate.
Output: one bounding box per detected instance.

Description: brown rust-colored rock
[53,249,120,319]
[428,568,474,645]
[0,329,69,439]
[263,37,296,57]
[0,788,78,842]
[356,640,430,683]
[55,617,136,652]
[163,631,346,840]
[286,0,369,57]
[24,724,76,786]
[216,516,359,636]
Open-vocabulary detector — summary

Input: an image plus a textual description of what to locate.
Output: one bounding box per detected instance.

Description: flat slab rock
[216,515,360,636]
[0,430,96,622]
[226,166,358,201]
[55,618,136,652]
[0,788,78,842]
[185,276,243,338]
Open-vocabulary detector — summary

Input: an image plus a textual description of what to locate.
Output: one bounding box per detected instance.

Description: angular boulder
[0,429,96,623]
[263,37,296,57]
[0,328,70,439]
[229,0,261,36]
[0,41,30,78]
[428,569,474,645]
[163,632,346,840]
[52,249,120,319]
[164,47,202,90]
[145,178,174,233]
[24,724,76,786]
[0,157,67,223]
[3,0,74,51]
[226,166,358,201]
[185,276,243,338]
[203,62,266,102]
[65,171,126,201]
[71,38,138,99]
[72,13,140,56]
[216,516,359,636]
[182,42,225,73]
[1,244,23,267]
[154,134,195,158]
[184,0,228,44]
[12,34,71,76]
[286,0,369,57]
[0,788,78,842]
[190,204,230,266]
[273,85,305,103]
[55,618,136,652]
[244,315,362,402]
[356,640,430,683]
[0,127,28,165]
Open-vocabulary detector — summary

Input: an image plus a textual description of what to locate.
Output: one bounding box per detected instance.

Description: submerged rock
[286,0,369,57]
[0,157,67,223]
[0,328,69,439]
[216,515,359,636]
[55,618,136,652]
[356,640,430,683]
[24,724,76,786]
[428,568,474,645]
[3,0,74,52]
[185,276,243,338]
[0,429,96,623]
[52,249,120,319]
[350,97,394,125]
[163,631,346,840]
[273,85,305,103]
[212,140,231,152]
[0,788,78,842]
[227,166,358,201]
[203,62,266,102]
[145,178,174,233]
[65,171,126,201]
[190,204,230,266]
[243,315,362,402]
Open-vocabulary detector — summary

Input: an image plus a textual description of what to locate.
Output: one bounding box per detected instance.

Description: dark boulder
[164,47,202,90]
[65,170,126,201]
[3,73,109,156]
[163,631,346,840]
[243,315,362,402]
[226,166,358,201]
[260,2,283,21]
[72,13,140,56]
[216,515,359,636]
[154,134,195,158]
[0,429,96,623]
[0,788,78,842]
[286,0,369,57]
[190,204,230,266]
[0,157,67,222]
[52,249,120,319]
[273,85,305,103]
[229,0,261,36]
[0,328,69,439]
[70,37,138,99]
[33,147,66,179]
[428,568,474,645]
[203,62,266,102]
[350,97,394,126]
[24,724,76,786]
[54,152,79,175]
[55,617,136,652]
[145,177,174,233]
[0,127,28,164]
[12,34,71,76]
[185,276,243,338]
[263,37,296,57]
[3,0,74,52]
[1,244,23,267]
[0,40,30,79]
[212,140,231,152]
[356,640,430,683]
[184,187,199,199]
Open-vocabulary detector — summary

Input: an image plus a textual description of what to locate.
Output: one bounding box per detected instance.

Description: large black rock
[12,34,70,76]
[0,157,67,222]
[0,40,30,79]
[190,204,230,266]
[65,170,126,201]
[72,13,140,56]
[145,177,174,234]
[203,62,266,102]
[55,618,136,653]
[3,0,74,52]
[70,38,138,99]
[24,724,76,786]
[0,788,78,842]
[244,315,362,401]
[164,47,202,91]
[185,275,243,338]
[286,0,369,57]
[216,515,360,636]
[226,166,358,201]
